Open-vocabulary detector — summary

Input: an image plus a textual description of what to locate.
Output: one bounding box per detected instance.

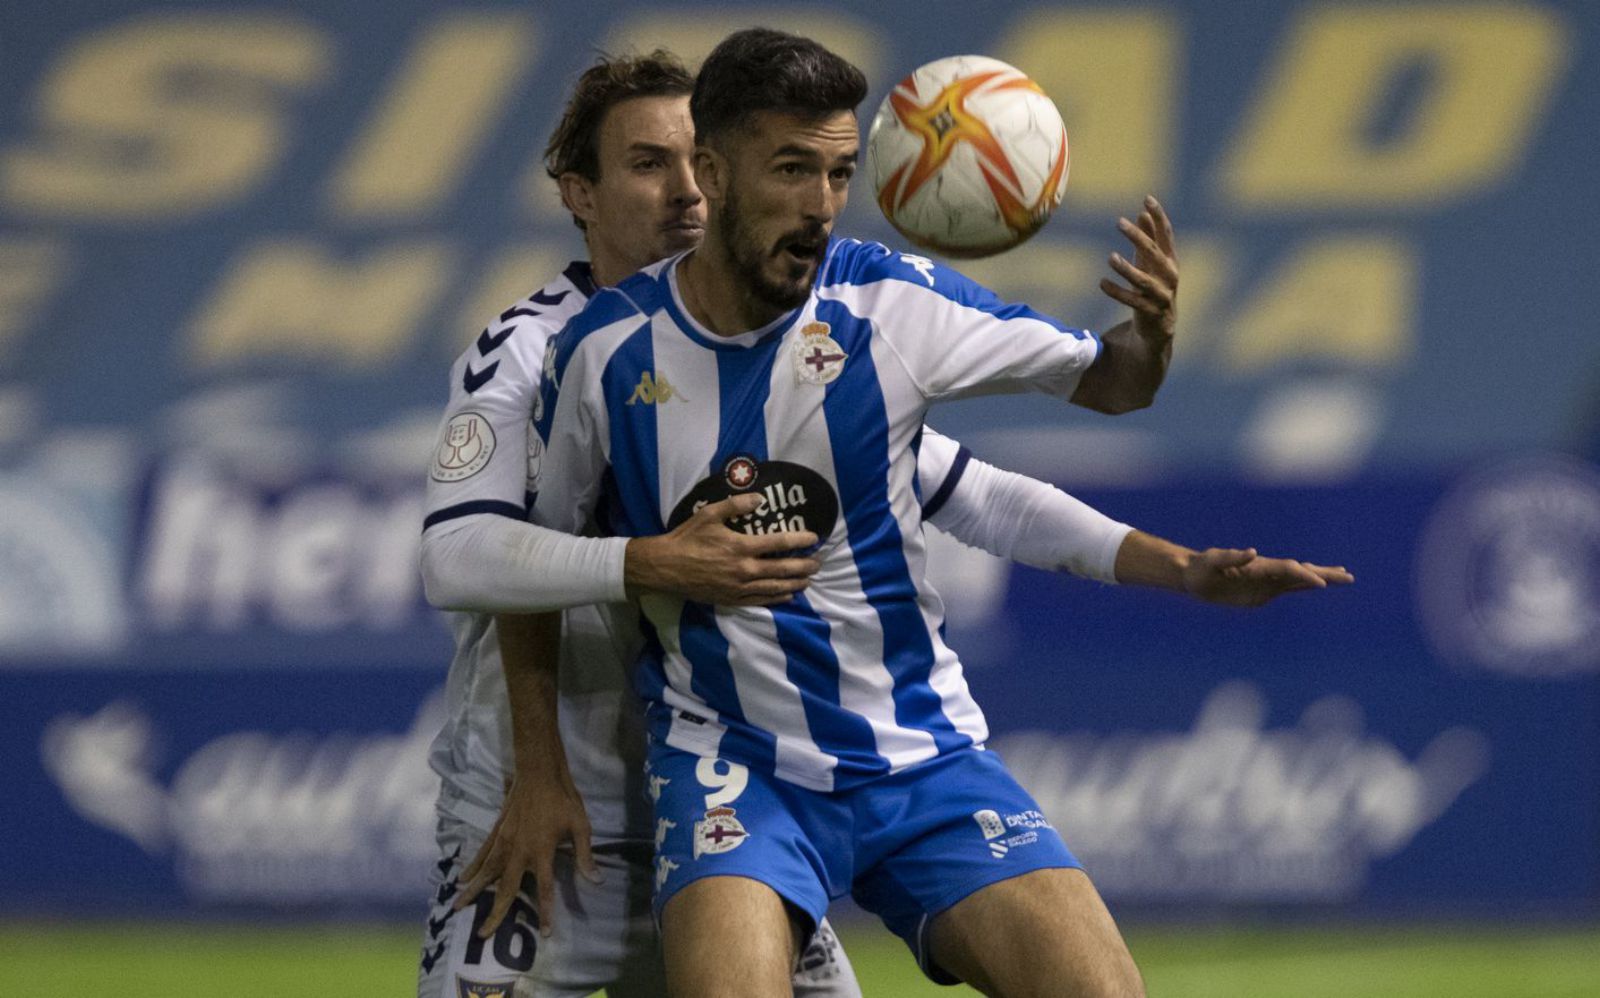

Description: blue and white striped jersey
[531,238,1101,791]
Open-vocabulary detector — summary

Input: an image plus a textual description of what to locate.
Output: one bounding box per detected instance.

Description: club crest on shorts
[432,412,496,482]
[455,977,515,998]
[693,806,749,858]
[793,321,847,385]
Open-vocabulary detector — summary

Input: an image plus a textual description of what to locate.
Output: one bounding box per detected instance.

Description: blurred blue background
[1,0,1596,922]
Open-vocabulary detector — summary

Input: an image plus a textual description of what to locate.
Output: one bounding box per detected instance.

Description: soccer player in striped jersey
[525,29,1351,998]
[418,50,1197,998]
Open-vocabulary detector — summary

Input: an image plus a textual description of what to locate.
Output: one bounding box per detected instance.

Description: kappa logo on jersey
[655,816,677,849]
[900,253,936,286]
[455,978,514,998]
[432,412,496,482]
[793,321,848,385]
[626,370,689,405]
[693,806,749,858]
[668,458,840,543]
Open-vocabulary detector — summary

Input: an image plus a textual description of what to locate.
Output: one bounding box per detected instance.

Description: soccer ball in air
[868,55,1069,258]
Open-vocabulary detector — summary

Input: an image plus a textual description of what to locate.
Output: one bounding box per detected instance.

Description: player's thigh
[649,742,843,997]
[929,867,1143,998]
[660,874,801,998]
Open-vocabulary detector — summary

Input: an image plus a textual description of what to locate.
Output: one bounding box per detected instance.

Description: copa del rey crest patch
[793,321,847,385]
[693,806,749,859]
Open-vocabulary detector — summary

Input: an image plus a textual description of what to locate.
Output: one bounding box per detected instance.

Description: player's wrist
[623,535,669,594]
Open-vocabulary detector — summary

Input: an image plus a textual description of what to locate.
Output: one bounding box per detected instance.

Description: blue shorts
[648,742,1081,982]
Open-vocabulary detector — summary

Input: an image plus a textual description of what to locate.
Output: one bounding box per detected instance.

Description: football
[868,55,1069,258]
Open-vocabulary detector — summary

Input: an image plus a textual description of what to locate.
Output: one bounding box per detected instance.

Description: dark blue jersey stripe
[818,299,969,757]
[920,445,973,521]
[422,499,525,532]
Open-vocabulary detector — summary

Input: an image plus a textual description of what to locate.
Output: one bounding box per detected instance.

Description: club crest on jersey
[793,321,847,385]
[627,370,688,405]
[693,806,748,858]
[455,978,514,998]
[432,412,496,482]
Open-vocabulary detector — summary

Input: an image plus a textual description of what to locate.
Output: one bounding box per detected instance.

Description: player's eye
[830,165,855,183]
[776,161,807,177]
[634,157,662,171]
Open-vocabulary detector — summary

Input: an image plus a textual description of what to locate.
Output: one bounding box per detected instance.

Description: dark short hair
[691,28,868,146]
[544,49,695,184]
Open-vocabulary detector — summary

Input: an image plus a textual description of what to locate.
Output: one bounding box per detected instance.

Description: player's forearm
[930,457,1131,582]
[420,514,628,612]
[1070,319,1172,414]
[1111,530,1195,591]
[497,612,578,781]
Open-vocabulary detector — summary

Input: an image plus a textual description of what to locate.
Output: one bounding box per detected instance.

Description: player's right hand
[454,769,600,940]
[624,492,822,605]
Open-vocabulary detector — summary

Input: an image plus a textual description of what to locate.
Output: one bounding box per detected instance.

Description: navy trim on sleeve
[920,445,973,521]
[422,499,526,532]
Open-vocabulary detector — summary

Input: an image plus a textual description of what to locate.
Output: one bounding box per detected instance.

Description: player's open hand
[625,492,821,605]
[1100,195,1178,343]
[1181,547,1354,607]
[454,768,601,939]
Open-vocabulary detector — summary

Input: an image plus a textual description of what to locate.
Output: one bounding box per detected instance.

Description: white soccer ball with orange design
[868,55,1069,258]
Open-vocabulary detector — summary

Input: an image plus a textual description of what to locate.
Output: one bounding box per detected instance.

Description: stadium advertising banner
[2,0,1598,918]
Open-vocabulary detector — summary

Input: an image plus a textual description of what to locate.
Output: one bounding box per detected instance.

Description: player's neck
[677,237,789,336]
[586,244,634,290]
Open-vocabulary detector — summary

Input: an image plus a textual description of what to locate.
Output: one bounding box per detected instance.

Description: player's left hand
[1181,547,1354,607]
[454,768,601,939]
[1099,195,1178,343]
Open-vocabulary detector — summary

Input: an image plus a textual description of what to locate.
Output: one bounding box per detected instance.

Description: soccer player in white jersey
[525,29,1353,998]
[418,49,1254,998]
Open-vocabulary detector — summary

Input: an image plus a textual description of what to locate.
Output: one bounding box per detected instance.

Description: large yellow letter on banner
[1223,4,1567,209]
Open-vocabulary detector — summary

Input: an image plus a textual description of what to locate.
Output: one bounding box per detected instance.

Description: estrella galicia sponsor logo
[1415,455,1600,677]
[431,412,495,483]
[668,457,839,542]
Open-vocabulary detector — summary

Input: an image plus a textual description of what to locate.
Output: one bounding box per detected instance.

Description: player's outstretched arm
[1114,530,1354,607]
[624,492,821,605]
[1070,195,1179,415]
[454,611,600,939]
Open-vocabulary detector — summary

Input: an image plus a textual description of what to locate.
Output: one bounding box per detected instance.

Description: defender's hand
[625,493,821,605]
[1099,195,1178,343]
[1182,547,1354,607]
[453,772,600,939]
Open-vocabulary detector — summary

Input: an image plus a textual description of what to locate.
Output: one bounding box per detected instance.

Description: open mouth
[779,238,824,266]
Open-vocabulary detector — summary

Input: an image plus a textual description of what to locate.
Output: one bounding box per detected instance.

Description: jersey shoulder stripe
[820,237,1093,340]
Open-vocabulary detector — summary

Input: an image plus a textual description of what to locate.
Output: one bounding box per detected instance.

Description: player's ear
[558,172,600,228]
[693,145,727,203]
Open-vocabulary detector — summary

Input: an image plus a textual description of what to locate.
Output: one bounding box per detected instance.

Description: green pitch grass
[1,920,1596,996]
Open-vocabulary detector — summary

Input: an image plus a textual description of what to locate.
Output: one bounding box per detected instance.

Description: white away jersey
[531,238,1100,791]
[422,262,656,840]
